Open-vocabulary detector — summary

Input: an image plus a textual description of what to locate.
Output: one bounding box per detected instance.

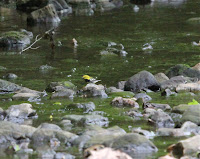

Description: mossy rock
[0,30,32,47]
[166,64,200,79]
[187,17,200,24]
[109,91,135,98]
[172,104,192,114]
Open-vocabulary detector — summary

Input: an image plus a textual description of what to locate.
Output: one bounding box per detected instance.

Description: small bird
[82,75,101,84]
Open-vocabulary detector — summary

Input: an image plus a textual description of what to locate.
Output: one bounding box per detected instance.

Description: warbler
[82,75,101,83]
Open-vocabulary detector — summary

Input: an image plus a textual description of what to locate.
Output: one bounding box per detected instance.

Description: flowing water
[0,0,200,158]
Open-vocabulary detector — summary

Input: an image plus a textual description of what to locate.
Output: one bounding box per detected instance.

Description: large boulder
[0,79,22,93]
[166,64,200,80]
[27,4,61,24]
[0,121,36,144]
[0,29,33,48]
[176,82,200,93]
[124,71,160,93]
[180,105,200,125]
[5,103,37,124]
[104,133,158,158]
[169,135,200,158]
[31,123,78,148]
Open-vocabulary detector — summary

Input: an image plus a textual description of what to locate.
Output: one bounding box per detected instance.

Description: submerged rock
[124,71,160,93]
[0,29,33,48]
[3,73,18,80]
[62,114,109,127]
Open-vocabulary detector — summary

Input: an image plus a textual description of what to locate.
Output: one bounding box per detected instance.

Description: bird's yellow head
[82,75,91,80]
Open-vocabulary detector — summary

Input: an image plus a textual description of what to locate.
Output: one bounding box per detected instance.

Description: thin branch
[19,28,54,54]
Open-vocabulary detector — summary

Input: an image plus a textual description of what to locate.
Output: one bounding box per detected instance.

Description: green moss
[1,31,26,40]
[109,91,135,98]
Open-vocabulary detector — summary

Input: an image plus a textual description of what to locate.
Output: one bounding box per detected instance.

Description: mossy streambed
[1,0,200,158]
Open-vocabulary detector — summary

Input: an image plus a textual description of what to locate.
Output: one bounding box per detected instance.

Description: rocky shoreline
[0,62,200,158]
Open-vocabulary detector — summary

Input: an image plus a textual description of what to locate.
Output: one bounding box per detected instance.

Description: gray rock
[62,114,109,127]
[170,135,200,158]
[176,82,200,93]
[181,105,200,125]
[38,123,62,131]
[126,109,143,119]
[154,72,169,84]
[124,71,160,93]
[12,93,40,101]
[70,102,96,113]
[117,81,126,90]
[0,79,22,93]
[134,93,152,102]
[161,88,177,97]
[60,120,73,131]
[145,109,175,128]
[106,87,123,93]
[51,89,75,99]
[104,133,158,158]
[32,126,78,148]
[27,4,61,24]
[83,83,108,98]
[172,104,193,114]
[157,121,199,137]
[5,103,37,124]
[143,103,171,111]
[77,125,126,150]
[132,127,155,139]
[160,76,190,90]
[0,121,36,145]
